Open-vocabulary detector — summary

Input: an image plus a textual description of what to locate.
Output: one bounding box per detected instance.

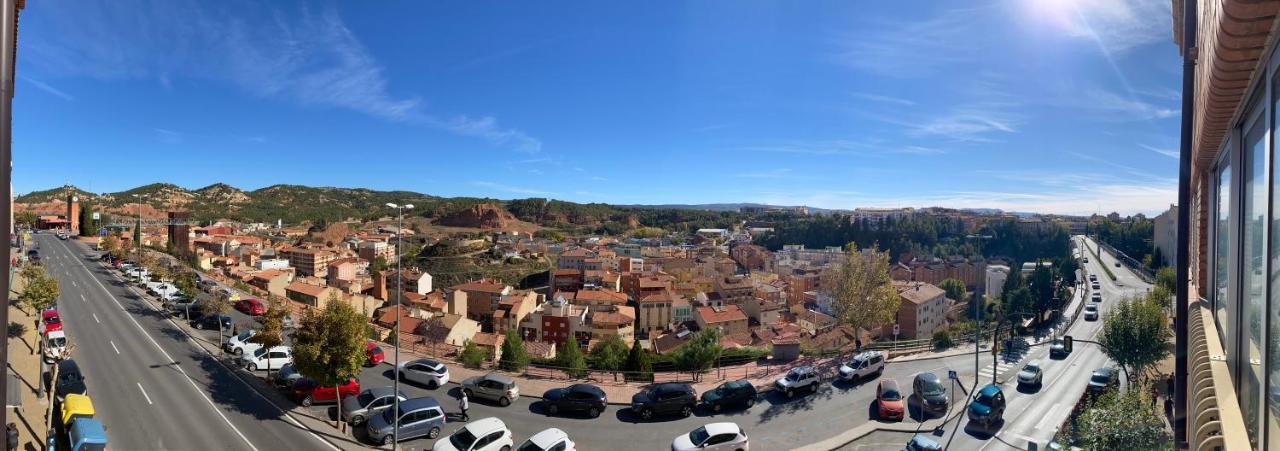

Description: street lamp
[385,202,413,449]
[133,194,148,264]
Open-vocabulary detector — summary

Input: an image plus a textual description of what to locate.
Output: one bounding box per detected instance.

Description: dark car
[1087,367,1119,394]
[700,379,757,412]
[542,383,608,418]
[967,384,1006,428]
[1049,338,1069,359]
[630,382,696,420]
[54,359,88,402]
[189,312,232,331]
[912,372,948,416]
[274,363,304,388]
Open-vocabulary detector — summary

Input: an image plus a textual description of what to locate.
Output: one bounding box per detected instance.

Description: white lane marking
[79,293,86,303]
[92,313,100,324]
[1035,403,1060,430]
[137,382,154,405]
[110,341,120,355]
[61,244,261,451]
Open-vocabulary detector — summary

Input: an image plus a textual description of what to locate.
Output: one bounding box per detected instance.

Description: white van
[43,330,68,362]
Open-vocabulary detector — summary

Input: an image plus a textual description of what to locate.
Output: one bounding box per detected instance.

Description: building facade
[1154,204,1179,268]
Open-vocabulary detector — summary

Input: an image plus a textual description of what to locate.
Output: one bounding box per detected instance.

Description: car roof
[569,383,603,394]
[482,373,515,384]
[725,380,751,389]
[46,330,65,339]
[656,382,691,391]
[412,358,443,368]
[365,386,399,398]
[914,372,940,383]
[880,379,899,390]
[525,428,569,447]
[58,359,81,372]
[1094,367,1114,376]
[791,365,814,372]
[1026,359,1041,367]
[978,384,1001,397]
[401,396,441,411]
[462,417,507,434]
[702,422,740,436]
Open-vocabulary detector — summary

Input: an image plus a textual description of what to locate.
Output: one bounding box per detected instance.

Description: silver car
[1016,360,1043,387]
[397,359,450,389]
[461,373,519,407]
[341,387,407,425]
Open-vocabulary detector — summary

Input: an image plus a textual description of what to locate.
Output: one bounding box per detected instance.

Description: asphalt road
[33,234,333,451]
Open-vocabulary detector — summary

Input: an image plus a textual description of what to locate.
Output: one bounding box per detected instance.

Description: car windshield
[1091,373,1111,384]
[48,336,65,347]
[515,441,548,451]
[236,331,253,341]
[1023,363,1039,373]
[882,386,901,400]
[688,426,710,445]
[449,428,478,449]
[921,380,943,395]
[786,370,803,381]
[974,393,995,406]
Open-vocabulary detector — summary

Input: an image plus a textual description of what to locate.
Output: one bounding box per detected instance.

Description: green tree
[1028,262,1056,322]
[1000,286,1034,336]
[384,328,399,346]
[589,334,629,372]
[1098,295,1171,383]
[932,329,955,350]
[624,340,652,381]
[18,266,59,314]
[248,295,287,379]
[460,340,487,368]
[671,328,723,380]
[1077,383,1167,450]
[498,329,530,371]
[820,243,901,335]
[291,300,367,425]
[16,211,36,227]
[78,203,96,236]
[937,278,968,304]
[100,235,119,254]
[200,292,232,348]
[370,256,389,274]
[1155,266,1176,292]
[1055,254,1080,286]
[173,270,198,298]
[555,340,587,379]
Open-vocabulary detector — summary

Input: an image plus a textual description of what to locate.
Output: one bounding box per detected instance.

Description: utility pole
[0,0,23,437]
[385,203,412,450]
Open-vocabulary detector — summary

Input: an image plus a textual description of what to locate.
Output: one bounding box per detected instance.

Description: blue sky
[14,0,1180,215]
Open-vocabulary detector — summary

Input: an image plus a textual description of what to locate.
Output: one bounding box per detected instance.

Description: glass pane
[1242,115,1265,443]
[1270,72,1280,450]
[1216,161,1232,343]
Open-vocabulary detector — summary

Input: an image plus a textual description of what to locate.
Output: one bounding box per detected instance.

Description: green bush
[460,340,487,368]
[933,330,955,350]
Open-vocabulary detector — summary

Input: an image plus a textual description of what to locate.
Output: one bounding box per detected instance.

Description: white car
[398,359,450,389]
[837,351,885,381]
[672,422,749,451]
[241,346,292,372]
[516,428,575,451]
[774,366,820,397]
[433,417,513,451]
[1084,304,1099,321]
[1017,360,1043,387]
[224,329,259,355]
[43,330,68,362]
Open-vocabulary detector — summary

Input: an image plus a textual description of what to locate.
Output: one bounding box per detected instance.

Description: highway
[33,233,334,451]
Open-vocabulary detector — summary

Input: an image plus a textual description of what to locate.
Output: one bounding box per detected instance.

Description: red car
[234,298,265,316]
[292,378,360,407]
[40,309,62,335]
[365,341,385,366]
[877,378,905,421]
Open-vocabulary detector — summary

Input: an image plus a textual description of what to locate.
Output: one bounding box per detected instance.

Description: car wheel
[350,415,364,425]
[786,388,795,398]
[233,348,243,356]
[547,404,559,415]
[427,380,439,390]
[681,405,692,417]
[499,446,510,451]
[745,397,755,407]
[248,363,257,372]
[301,396,313,407]
[463,389,473,398]
[499,397,510,407]
[588,407,600,418]
[640,408,653,420]
[380,434,392,446]
[713,403,722,413]
[428,426,440,439]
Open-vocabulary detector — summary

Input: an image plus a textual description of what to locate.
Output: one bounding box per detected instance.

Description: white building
[985,265,1010,300]
[256,258,290,271]
[1153,204,1178,268]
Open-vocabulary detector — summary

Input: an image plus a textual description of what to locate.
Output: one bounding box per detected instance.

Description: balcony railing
[1188,296,1251,449]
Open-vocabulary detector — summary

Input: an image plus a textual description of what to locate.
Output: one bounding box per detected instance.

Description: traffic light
[1064,335,1073,353]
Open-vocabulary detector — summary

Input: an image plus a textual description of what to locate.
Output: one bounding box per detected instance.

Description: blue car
[967,384,1005,428]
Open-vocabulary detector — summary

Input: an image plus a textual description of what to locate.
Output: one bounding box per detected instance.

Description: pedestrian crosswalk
[978,360,1018,382]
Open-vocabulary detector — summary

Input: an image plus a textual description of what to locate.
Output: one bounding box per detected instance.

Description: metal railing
[1188,297,1250,449]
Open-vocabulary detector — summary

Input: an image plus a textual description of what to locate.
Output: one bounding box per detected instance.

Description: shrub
[933,330,955,350]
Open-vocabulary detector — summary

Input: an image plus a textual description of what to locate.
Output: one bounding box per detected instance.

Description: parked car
[542,383,607,418]
[876,379,905,421]
[630,382,696,420]
[366,396,447,446]
[432,417,514,451]
[1087,367,1119,394]
[904,433,944,451]
[365,341,385,366]
[241,346,292,372]
[234,298,265,316]
[1089,274,1097,281]
[837,351,885,382]
[700,379,757,412]
[396,359,450,389]
[1049,337,1069,359]
[55,359,88,402]
[341,387,407,425]
[461,373,519,407]
[189,312,232,331]
[1092,282,1101,290]
[43,330,68,362]
[40,308,62,335]
[224,329,259,355]
[1017,360,1043,387]
[292,378,360,407]
[912,372,948,416]
[967,384,1006,428]
[774,366,821,398]
[517,428,576,451]
[1091,292,1102,302]
[1115,261,1121,267]
[1083,304,1099,321]
[274,363,304,388]
[672,422,749,451]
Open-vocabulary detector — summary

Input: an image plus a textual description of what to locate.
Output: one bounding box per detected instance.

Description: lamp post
[133,194,147,264]
[385,202,413,449]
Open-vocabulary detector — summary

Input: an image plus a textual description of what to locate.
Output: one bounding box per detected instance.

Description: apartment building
[493,290,540,334]
[716,276,755,305]
[885,281,948,340]
[357,240,396,263]
[285,280,340,308]
[588,306,635,344]
[520,295,590,347]
[1153,204,1178,268]
[694,305,748,337]
[450,280,512,327]
[556,248,595,270]
[280,247,336,277]
[636,289,680,335]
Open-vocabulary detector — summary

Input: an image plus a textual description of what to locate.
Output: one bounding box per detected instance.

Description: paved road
[34,234,334,451]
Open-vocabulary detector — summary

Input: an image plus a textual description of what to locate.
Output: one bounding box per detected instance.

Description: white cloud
[18,76,73,101]
[1140,144,1179,159]
[1023,0,1171,54]
[470,181,555,196]
[852,92,916,106]
[905,105,1019,142]
[1064,88,1177,121]
[733,168,819,180]
[830,6,988,77]
[434,115,542,153]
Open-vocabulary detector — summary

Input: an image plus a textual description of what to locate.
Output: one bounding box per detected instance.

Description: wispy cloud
[1140,144,1179,159]
[24,1,539,152]
[905,104,1019,143]
[19,76,74,101]
[1026,0,1171,54]
[743,140,949,156]
[1060,88,1177,121]
[153,128,183,144]
[470,181,555,196]
[852,92,916,106]
[733,168,820,180]
[830,6,989,77]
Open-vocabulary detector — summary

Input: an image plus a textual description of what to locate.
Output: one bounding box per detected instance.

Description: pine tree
[624,340,652,382]
[555,340,587,379]
[498,329,530,371]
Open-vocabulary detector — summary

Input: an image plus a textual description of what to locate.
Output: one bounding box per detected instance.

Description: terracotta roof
[572,289,627,304]
[451,281,509,294]
[560,248,594,258]
[524,341,555,359]
[286,281,329,297]
[592,311,633,326]
[553,269,581,277]
[252,269,284,282]
[696,305,747,324]
[652,332,690,354]
[472,332,504,347]
[893,281,946,305]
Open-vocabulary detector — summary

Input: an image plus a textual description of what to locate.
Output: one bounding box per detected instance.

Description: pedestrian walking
[459,391,470,421]
[1151,385,1160,408]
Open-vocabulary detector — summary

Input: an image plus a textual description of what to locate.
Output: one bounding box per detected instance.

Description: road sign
[892,324,900,337]
[98,228,107,236]
[948,370,958,380]
[92,212,100,220]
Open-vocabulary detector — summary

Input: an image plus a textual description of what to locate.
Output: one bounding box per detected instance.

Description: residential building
[248,269,292,299]
[588,305,635,344]
[520,295,590,348]
[284,281,340,308]
[885,281,948,340]
[450,280,512,326]
[796,308,838,337]
[671,296,693,325]
[636,289,680,335]
[552,269,583,292]
[493,290,540,333]
[326,259,361,285]
[417,313,482,348]
[985,265,1010,300]
[582,270,621,291]
[1154,204,1178,268]
[556,248,595,270]
[357,240,396,264]
[852,207,914,224]
[716,276,755,305]
[694,305,748,337]
[256,258,290,271]
[743,296,784,327]
[280,247,336,277]
[388,269,433,295]
[565,288,628,308]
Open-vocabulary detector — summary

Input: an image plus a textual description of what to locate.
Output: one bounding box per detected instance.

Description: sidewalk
[8,264,49,451]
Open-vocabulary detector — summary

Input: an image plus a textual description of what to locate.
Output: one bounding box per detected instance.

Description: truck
[53,394,107,451]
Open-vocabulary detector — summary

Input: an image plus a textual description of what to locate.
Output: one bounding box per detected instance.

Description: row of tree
[1089,217,1161,269]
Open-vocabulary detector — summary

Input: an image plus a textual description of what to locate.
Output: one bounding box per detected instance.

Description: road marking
[136,382,154,405]
[110,341,120,355]
[1035,403,1060,430]
[79,293,86,303]
[92,313,100,324]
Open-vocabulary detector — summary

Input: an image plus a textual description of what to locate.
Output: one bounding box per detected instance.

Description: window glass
[1242,113,1266,442]
[1216,159,1232,344]
[1270,70,1280,450]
